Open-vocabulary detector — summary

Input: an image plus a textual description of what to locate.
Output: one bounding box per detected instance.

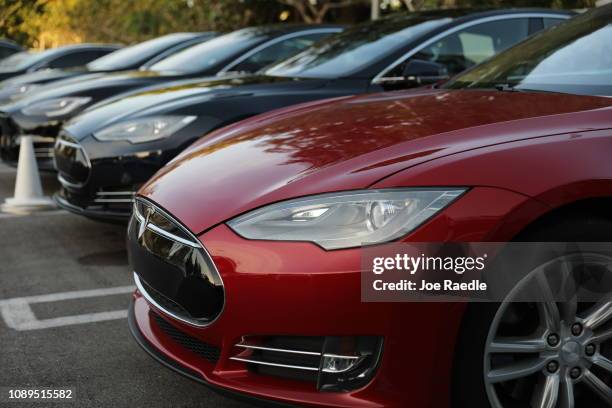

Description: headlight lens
[21,97,91,117]
[93,116,196,144]
[4,84,40,101]
[228,188,466,250]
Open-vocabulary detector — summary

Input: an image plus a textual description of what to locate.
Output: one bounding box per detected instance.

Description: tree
[278,0,366,23]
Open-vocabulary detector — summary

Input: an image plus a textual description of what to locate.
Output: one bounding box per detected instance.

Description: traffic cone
[2,135,55,212]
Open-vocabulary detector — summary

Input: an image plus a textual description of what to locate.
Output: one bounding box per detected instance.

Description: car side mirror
[402,59,449,85]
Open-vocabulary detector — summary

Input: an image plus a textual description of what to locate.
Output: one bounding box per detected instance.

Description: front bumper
[53,133,175,221]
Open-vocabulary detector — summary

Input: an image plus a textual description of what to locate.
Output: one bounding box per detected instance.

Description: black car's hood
[64,75,328,139]
[1,68,89,87]
[0,68,93,103]
[10,69,181,109]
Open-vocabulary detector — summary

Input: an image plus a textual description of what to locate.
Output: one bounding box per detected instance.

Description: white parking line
[0,286,135,331]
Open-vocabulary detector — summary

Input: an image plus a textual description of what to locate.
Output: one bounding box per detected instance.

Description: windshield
[445,7,612,96]
[149,28,268,74]
[87,33,197,71]
[0,51,38,72]
[265,15,450,79]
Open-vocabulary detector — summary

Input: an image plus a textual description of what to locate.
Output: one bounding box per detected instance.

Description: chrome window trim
[218,28,343,75]
[132,197,226,328]
[372,13,572,85]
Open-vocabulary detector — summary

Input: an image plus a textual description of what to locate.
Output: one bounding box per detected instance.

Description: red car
[128,7,612,408]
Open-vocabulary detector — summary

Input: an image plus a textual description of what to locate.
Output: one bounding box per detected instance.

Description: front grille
[151,311,220,364]
[129,198,225,327]
[54,132,91,187]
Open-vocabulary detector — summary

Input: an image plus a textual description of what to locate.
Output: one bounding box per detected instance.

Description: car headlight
[21,97,91,117]
[93,116,197,144]
[228,188,466,250]
[1,84,40,101]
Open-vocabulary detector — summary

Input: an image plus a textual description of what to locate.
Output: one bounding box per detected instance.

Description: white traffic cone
[2,135,55,212]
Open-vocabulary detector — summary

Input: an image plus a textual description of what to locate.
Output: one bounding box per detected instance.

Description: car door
[374,15,567,89]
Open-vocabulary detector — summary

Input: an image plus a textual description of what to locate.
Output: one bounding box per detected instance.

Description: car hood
[1,68,89,87]
[10,70,177,108]
[64,75,327,139]
[139,88,612,235]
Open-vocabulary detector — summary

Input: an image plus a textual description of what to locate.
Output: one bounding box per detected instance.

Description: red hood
[140,88,612,234]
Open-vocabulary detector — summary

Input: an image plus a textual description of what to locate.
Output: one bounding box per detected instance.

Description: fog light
[321,354,363,373]
[317,336,383,392]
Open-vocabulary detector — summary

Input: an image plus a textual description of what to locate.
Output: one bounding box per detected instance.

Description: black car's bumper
[53,132,173,222]
[54,191,131,222]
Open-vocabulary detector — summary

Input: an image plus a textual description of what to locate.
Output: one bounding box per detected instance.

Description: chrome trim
[236,343,322,356]
[133,197,226,328]
[93,198,134,203]
[133,204,200,248]
[372,13,572,84]
[55,138,81,150]
[218,28,343,74]
[229,356,320,372]
[57,173,84,189]
[96,191,135,196]
[134,272,210,328]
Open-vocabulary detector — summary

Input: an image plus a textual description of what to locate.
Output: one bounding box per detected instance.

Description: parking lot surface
[0,164,252,407]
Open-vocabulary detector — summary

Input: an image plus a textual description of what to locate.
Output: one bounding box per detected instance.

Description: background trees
[0,0,599,49]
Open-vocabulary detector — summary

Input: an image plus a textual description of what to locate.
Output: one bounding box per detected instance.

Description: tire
[452,214,612,408]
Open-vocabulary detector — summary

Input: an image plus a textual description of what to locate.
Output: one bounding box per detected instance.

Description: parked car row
[3,5,612,407]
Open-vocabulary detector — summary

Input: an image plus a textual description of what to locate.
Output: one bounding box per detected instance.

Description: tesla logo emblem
[138,207,154,239]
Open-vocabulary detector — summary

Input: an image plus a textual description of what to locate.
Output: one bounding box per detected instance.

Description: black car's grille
[129,198,224,327]
[151,311,220,364]
[54,132,91,186]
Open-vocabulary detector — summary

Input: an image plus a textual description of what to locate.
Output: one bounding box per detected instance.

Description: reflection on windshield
[265,15,450,79]
[0,51,36,71]
[445,7,612,96]
[87,33,197,71]
[149,28,268,74]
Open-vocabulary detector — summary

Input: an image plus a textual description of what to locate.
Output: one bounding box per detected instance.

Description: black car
[0,43,120,82]
[0,39,23,61]
[0,33,216,104]
[0,25,342,169]
[52,8,572,222]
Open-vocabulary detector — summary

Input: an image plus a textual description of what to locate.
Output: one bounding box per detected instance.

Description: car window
[388,18,530,77]
[229,33,331,73]
[48,50,109,69]
[543,17,566,29]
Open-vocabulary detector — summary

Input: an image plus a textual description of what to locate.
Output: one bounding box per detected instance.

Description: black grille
[128,199,225,326]
[152,311,220,364]
[141,279,191,319]
[54,132,91,186]
[0,113,18,163]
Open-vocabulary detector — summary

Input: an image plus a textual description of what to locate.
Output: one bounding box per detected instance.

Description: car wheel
[452,215,612,408]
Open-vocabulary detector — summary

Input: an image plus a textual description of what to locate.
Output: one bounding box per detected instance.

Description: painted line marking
[0,285,135,331]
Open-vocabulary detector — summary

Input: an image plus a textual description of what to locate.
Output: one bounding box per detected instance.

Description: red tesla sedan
[128,6,612,408]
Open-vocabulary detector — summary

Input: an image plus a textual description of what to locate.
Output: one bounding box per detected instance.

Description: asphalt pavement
[0,163,253,407]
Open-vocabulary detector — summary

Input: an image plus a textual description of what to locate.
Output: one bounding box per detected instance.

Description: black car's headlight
[93,116,196,144]
[21,96,91,117]
[227,188,466,250]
